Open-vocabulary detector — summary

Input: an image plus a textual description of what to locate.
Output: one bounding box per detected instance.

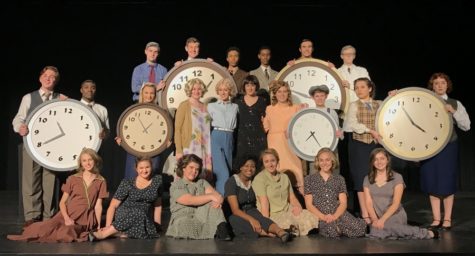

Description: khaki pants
[21,145,56,220]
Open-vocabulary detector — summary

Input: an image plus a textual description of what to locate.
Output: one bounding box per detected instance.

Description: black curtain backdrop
[2,0,474,191]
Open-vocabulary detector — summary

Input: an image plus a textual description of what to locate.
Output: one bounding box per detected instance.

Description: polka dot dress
[112,175,162,239]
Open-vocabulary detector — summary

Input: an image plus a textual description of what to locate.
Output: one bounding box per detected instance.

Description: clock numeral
[389,133,394,138]
[433,136,438,141]
[89,135,92,141]
[128,117,136,122]
[150,145,155,149]
[73,154,77,160]
[440,123,443,128]
[334,95,339,103]
[329,84,335,90]
[37,142,42,147]
[134,112,141,117]
[38,117,48,123]
[58,156,63,161]
[434,112,439,117]
[64,108,73,114]
[126,135,130,139]
[172,84,182,90]
[162,130,166,135]
[124,125,128,130]
[210,73,215,80]
[288,81,294,87]
[49,110,57,116]
[179,75,188,82]
[385,121,390,126]
[388,109,396,114]
[34,130,39,135]
[145,110,151,115]
[399,141,403,147]
[411,147,416,151]
[168,97,175,104]
[141,145,146,150]
[397,101,405,106]
[412,97,420,103]
[160,121,164,126]
[46,151,50,156]
[429,103,432,109]
[85,123,90,129]
[132,141,136,146]
[293,73,302,80]
[192,70,202,77]
[307,70,316,76]
[158,139,162,143]
[425,144,429,149]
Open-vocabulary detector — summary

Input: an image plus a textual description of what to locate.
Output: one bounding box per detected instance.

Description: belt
[213,127,233,132]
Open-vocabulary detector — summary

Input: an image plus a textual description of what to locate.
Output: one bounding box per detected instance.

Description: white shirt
[338,64,371,103]
[342,99,380,133]
[440,94,471,131]
[80,99,110,130]
[12,89,52,133]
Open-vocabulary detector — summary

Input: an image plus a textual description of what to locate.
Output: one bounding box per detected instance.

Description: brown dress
[7,173,108,242]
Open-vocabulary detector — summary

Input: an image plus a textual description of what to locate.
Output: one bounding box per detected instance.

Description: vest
[353,100,380,144]
[445,97,458,142]
[27,90,59,116]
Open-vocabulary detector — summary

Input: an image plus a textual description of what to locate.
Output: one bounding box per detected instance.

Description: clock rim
[117,102,173,157]
[275,58,349,114]
[287,107,339,161]
[160,58,236,112]
[375,86,454,161]
[23,98,103,172]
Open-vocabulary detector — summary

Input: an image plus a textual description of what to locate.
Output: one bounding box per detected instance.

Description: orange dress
[263,104,302,184]
[7,173,108,242]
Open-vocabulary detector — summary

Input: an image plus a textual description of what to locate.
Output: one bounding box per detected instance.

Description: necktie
[264,68,270,80]
[43,92,51,102]
[148,65,155,83]
[347,67,351,74]
[365,102,372,111]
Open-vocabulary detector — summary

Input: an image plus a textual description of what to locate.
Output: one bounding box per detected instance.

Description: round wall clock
[276,59,349,114]
[117,103,173,157]
[24,99,102,172]
[375,87,453,161]
[288,107,339,161]
[160,59,236,113]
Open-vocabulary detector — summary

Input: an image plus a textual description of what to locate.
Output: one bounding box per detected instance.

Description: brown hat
[308,84,330,96]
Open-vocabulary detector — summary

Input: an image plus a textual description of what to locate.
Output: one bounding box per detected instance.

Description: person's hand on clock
[287,59,296,66]
[369,129,383,144]
[175,152,183,161]
[336,129,343,138]
[155,80,165,91]
[19,123,29,136]
[445,104,456,114]
[342,80,350,88]
[326,61,335,69]
[115,136,122,146]
[59,93,69,100]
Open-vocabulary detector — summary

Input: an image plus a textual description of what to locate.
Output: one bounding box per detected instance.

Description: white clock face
[288,108,339,161]
[376,87,453,161]
[24,99,102,172]
[276,59,348,113]
[118,103,172,157]
[161,59,236,112]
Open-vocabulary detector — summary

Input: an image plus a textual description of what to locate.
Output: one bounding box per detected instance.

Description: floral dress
[184,106,212,179]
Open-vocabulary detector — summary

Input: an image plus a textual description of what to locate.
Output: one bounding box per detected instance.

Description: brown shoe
[23,219,40,228]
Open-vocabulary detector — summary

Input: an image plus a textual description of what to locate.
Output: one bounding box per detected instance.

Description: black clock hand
[144,122,153,133]
[138,116,148,134]
[206,80,213,90]
[305,132,313,142]
[402,107,426,133]
[311,133,322,147]
[292,90,311,99]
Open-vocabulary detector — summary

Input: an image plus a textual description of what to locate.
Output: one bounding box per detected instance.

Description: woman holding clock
[421,73,470,230]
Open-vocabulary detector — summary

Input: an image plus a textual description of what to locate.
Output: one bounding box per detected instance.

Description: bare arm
[364,187,379,223]
[105,198,122,227]
[304,194,325,219]
[333,192,348,219]
[256,195,270,218]
[94,198,103,229]
[154,198,162,224]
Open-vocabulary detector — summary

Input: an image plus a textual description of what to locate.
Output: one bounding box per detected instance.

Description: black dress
[112,175,162,239]
[234,96,268,165]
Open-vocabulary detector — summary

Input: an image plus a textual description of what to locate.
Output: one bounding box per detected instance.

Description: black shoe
[430,229,440,239]
[440,220,451,230]
[279,231,291,243]
[427,220,441,229]
[365,224,371,234]
[307,228,319,236]
[215,222,232,241]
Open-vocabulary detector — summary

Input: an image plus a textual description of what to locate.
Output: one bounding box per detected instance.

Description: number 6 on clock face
[375,87,453,161]
[160,59,236,113]
[24,99,102,172]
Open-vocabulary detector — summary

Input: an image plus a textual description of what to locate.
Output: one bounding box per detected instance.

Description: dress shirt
[440,94,471,131]
[342,99,379,133]
[12,89,53,132]
[207,100,238,130]
[131,62,167,101]
[80,99,110,130]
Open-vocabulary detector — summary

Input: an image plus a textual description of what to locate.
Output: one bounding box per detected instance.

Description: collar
[441,94,448,100]
[263,169,281,181]
[81,99,95,106]
[261,65,271,72]
[233,174,252,190]
[39,88,53,97]
[217,99,230,104]
[72,172,105,181]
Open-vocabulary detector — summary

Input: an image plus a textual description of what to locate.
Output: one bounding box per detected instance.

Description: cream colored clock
[24,99,102,172]
[276,59,349,114]
[117,103,173,157]
[288,108,339,161]
[375,87,453,161]
[160,59,236,114]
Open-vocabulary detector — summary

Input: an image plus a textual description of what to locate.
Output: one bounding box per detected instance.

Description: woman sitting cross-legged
[252,148,318,236]
[90,156,162,240]
[166,154,232,240]
[224,154,291,242]
[304,148,366,238]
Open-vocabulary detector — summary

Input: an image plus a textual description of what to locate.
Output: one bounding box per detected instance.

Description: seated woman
[252,148,318,236]
[90,156,162,240]
[8,148,108,242]
[304,148,366,238]
[224,155,291,242]
[166,154,231,240]
[364,148,439,239]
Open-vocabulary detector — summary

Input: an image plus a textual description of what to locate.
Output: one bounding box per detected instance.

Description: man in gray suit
[249,46,278,92]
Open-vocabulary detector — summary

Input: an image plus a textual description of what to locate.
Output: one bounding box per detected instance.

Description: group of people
[9,37,470,244]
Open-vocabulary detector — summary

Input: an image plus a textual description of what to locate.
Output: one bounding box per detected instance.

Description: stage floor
[1,190,475,255]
